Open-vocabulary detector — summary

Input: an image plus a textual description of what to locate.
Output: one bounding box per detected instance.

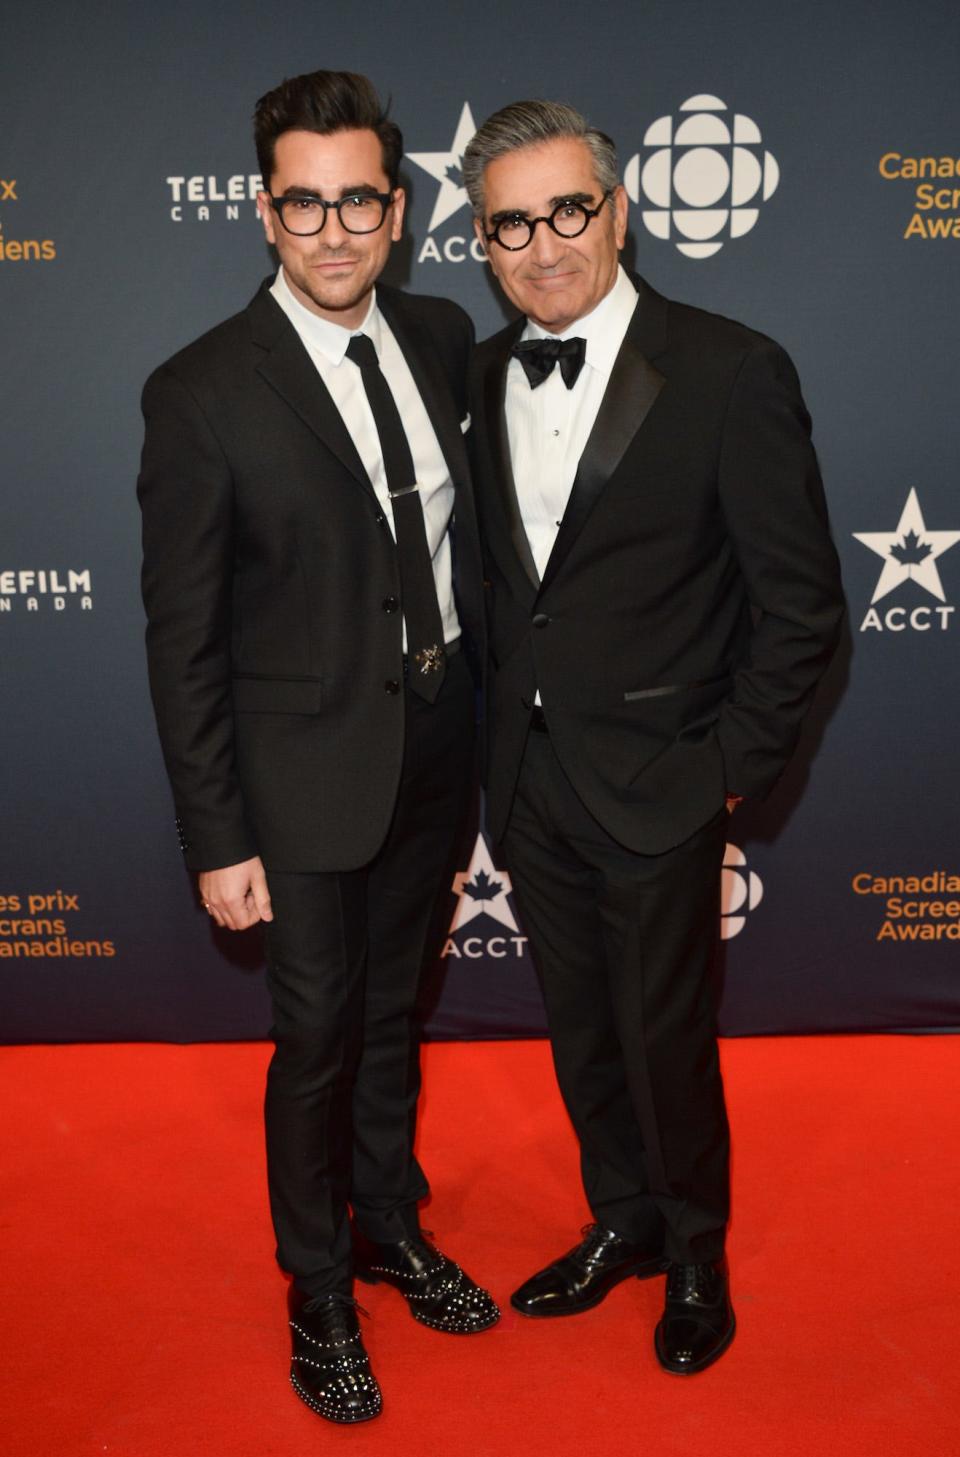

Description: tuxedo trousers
[503,726,730,1265]
[261,651,474,1298]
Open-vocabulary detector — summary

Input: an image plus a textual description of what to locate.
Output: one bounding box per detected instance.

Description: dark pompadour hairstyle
[253,69,402,188]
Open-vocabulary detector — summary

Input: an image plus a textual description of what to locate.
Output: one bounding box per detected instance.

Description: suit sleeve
[714,338,845,799]
[137,365,257,870]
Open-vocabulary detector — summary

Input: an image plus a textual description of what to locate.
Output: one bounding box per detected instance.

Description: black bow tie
[511,336,587,390]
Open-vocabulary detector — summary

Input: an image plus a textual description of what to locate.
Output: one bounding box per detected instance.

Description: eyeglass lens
[281,195,387,235]
[495,201,592,247]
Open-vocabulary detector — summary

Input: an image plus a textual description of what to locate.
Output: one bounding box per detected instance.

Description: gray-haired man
[464,101,842,1373]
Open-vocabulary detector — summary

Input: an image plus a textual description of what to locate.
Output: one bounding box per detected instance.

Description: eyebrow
[278,183,383,200]
[489,191,595,223]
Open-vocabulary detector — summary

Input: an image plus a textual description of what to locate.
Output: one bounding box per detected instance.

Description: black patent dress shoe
[288,1292,382,1423]
[511,1223,668,1317]
[655,1260,736,1374]
[354,1233,500,1333]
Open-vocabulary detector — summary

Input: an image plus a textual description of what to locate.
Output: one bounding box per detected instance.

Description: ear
[472,213,490,260]
[256,191,277,247]
[612,184,628,250]
[389,186,406,241]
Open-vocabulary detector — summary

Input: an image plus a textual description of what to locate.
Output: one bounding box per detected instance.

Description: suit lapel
[247,283,378,504]
[538,283,666,596]
[481,327,541,592]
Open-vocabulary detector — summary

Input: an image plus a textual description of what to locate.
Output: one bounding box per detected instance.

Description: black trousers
[503,727,730,1266]
[262,652,475,1298]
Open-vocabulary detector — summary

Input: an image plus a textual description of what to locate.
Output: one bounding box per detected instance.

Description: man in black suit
[463,101,843,1373]
[138,70,497,1425]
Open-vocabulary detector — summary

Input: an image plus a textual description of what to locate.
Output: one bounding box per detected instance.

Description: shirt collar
[521,264,638,378]
[271,267,380,365]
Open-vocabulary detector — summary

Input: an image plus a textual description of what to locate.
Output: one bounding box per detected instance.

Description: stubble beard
[286,247,373,320]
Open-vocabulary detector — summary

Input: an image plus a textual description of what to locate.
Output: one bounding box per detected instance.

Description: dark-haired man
[463,101,843,1374]
[138,69,497,1425]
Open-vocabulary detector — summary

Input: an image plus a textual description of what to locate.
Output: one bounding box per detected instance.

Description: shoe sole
[654,1314,737,1375]
[510,1257,670,1318]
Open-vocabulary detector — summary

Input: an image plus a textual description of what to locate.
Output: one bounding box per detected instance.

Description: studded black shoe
[288,1291,382,1423]
[511,1223,668,1317]
[355,1232,500,1334]
[655,1260,736,1374]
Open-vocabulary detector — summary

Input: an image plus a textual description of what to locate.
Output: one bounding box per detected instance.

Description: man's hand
[725,795,744,814]
[198,856,274,931]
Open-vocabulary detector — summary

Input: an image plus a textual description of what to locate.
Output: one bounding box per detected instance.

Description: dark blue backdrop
[2,0,958,1040]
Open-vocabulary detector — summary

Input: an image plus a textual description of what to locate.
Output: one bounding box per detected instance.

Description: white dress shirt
[506,264,639,581]
[270,268,460,650]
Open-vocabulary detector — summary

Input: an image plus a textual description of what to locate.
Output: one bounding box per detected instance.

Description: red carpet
[2,1036,958,1456]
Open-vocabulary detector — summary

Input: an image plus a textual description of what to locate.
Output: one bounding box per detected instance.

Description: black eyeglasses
[484,190,613,251]
[269,191,395,237]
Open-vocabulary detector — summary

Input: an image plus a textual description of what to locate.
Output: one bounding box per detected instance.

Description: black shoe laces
[578,1223,619,1265]
[302,1292,370,1318]
[666,1263,715,1297]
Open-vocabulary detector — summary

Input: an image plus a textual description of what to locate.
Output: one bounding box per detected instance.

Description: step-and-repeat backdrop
[2,1,958,1041]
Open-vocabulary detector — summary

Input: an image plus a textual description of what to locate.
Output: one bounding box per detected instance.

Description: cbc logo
[721,843,763,940]
[624,94,779,260]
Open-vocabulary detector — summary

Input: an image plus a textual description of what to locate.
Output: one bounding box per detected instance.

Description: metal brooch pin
[413,643,445,674]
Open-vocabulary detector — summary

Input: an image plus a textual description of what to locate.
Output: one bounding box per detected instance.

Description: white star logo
[407,102,477,233]
[853,488,960,604]
[450,832,518,933]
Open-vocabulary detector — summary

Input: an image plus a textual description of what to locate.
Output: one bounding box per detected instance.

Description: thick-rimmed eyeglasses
[484,190,613,250]
[269,191,394,237]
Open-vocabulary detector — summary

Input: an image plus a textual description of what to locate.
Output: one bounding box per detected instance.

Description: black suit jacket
[470,274,844,854]
[138,280,483,873]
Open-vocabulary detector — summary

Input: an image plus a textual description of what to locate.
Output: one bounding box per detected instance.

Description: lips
[312,256,358,271]
[527,272,579,290]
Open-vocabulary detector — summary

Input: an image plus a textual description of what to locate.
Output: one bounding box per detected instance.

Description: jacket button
[382,595,399,613]
[385,679,401,695]
[532,612,551,629]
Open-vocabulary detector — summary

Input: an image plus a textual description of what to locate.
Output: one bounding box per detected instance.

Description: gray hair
[462,99,619,216]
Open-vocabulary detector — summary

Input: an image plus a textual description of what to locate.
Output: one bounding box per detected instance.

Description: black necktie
[511,336,587,390]
[346,333,446,702]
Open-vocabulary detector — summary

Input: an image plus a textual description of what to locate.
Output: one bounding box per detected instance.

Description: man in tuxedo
[463,101,843,1373]
[138,69,497,1425]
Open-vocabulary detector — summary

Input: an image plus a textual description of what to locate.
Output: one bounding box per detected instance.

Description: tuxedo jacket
[138,280,483,874]
[470,274,844,855]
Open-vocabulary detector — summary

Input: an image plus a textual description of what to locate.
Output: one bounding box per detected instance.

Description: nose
[321,206,351,248]
[527,219,564,269]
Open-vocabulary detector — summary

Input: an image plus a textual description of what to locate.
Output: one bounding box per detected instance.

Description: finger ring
[202,901,210,910]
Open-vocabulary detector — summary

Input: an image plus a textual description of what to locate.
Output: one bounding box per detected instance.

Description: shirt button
[385,679,401,695]
[382,595,399,613]
[552,429,560,437]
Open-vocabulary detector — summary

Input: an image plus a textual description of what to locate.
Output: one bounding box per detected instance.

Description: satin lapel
[248,285,375,503]
[538,329,665,596]
[377,292,471,501]
[482,335,541,592]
